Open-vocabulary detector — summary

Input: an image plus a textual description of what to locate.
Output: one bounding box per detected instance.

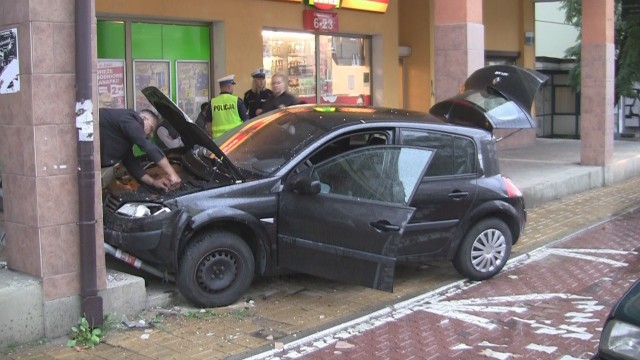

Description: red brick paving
[280,208,640,360]
[7,178,640,360]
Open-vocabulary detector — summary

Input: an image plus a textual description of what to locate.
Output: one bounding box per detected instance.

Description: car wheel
[177,231,254,308]
[453,218,512,281]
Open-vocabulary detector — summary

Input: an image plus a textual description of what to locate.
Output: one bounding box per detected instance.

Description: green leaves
[560,0,640,103]
[67,317,104,348]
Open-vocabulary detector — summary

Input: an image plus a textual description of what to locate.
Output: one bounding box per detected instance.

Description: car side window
[400,129,475,177]
[308,132,390,165]
[453,136,476,174]
[401,130,452,176]
[312,146,432,205]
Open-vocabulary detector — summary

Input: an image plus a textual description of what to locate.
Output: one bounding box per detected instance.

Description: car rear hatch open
[429,65,548,132]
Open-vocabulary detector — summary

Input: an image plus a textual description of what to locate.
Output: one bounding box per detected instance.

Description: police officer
[205,74,247,138]
[99,108,181,192]
[243,68,273,119]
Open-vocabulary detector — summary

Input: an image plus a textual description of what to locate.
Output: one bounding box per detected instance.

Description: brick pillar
[433,0,484,102]
[580,0,614,167]
[0,0,103,337]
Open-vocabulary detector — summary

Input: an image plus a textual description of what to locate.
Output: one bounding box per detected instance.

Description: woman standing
[262,72,297,113]
[243,68,273,119]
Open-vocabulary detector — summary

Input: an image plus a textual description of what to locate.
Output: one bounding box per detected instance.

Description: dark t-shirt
[99,108,165,181]
[194,103,209,132]
[262,91,298,113]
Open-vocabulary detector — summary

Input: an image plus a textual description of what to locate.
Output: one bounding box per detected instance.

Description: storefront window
[262,30,371,105]
[319,35,371,105]
[97,20,211,120]
[263,31,316,103]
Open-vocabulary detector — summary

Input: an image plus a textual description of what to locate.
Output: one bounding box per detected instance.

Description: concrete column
[0,0,103,339]
[580,0,614,168]
[495,0,537,150]
[433,0,484,102]
[521,0,536,70]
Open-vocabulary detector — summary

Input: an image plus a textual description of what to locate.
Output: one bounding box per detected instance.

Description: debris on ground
[122,315,153,329]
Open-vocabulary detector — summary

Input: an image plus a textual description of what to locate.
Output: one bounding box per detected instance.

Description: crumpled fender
[162,209,191,269]
[103,208,191,271]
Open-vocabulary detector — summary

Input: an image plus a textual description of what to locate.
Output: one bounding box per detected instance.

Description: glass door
[262,30,371,105]
[319,35,371,105]
[262,31,317,103]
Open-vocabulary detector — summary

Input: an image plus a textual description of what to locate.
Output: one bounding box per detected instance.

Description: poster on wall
[97,59,126,109]
[0,28,20,94]
[176,60,210,121]
[133,60,171,111]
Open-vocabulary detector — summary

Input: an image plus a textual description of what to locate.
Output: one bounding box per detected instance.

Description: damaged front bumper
[103,205,191,271]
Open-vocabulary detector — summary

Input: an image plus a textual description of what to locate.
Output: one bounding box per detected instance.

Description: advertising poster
[176,61,210,121]
[133,60,171,111]
[97,59,126,108]
[0,28,20,94]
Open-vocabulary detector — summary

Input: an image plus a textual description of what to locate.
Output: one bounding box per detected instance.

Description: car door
[397,129,478,256]
[277,146,433,291]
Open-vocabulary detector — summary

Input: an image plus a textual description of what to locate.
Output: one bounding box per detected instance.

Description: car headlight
[116,202,170,218]
[599,319,640,360]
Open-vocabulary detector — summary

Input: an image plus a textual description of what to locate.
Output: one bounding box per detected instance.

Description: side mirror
[291,175,321,195]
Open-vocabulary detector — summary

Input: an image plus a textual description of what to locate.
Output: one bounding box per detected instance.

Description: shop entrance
[262,30,372,106]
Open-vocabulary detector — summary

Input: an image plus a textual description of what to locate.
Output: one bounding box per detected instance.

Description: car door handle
[448,191,469,200]
[370,220,401,232]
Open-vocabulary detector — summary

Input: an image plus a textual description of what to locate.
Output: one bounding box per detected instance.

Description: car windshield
[216,109,333,176]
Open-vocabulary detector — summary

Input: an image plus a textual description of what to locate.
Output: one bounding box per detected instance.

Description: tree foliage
[560,0,640,102]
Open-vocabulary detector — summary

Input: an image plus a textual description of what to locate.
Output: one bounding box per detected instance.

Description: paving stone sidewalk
[4,177,640,360]
[262,196,640,359]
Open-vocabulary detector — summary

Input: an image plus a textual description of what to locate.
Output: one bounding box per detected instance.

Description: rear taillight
[503,176,522,197]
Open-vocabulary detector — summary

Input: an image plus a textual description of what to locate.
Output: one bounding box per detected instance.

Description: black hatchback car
[102,65,547,307]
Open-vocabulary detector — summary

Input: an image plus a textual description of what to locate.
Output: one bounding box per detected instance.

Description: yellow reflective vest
[211,93,242,138]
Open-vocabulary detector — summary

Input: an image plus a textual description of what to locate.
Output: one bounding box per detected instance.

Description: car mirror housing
[290,175,321,195]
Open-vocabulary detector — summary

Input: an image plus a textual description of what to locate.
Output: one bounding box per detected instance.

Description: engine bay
[102,146,237,207]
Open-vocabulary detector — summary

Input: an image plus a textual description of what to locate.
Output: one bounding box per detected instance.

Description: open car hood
[142,86,243,179]
[429,65,548,132]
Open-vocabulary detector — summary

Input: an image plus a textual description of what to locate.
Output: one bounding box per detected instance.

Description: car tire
[177,231,255,308]
[453,218,512,281]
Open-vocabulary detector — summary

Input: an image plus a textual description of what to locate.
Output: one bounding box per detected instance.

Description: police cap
[217,74,236,86]
[251,68,267,79]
